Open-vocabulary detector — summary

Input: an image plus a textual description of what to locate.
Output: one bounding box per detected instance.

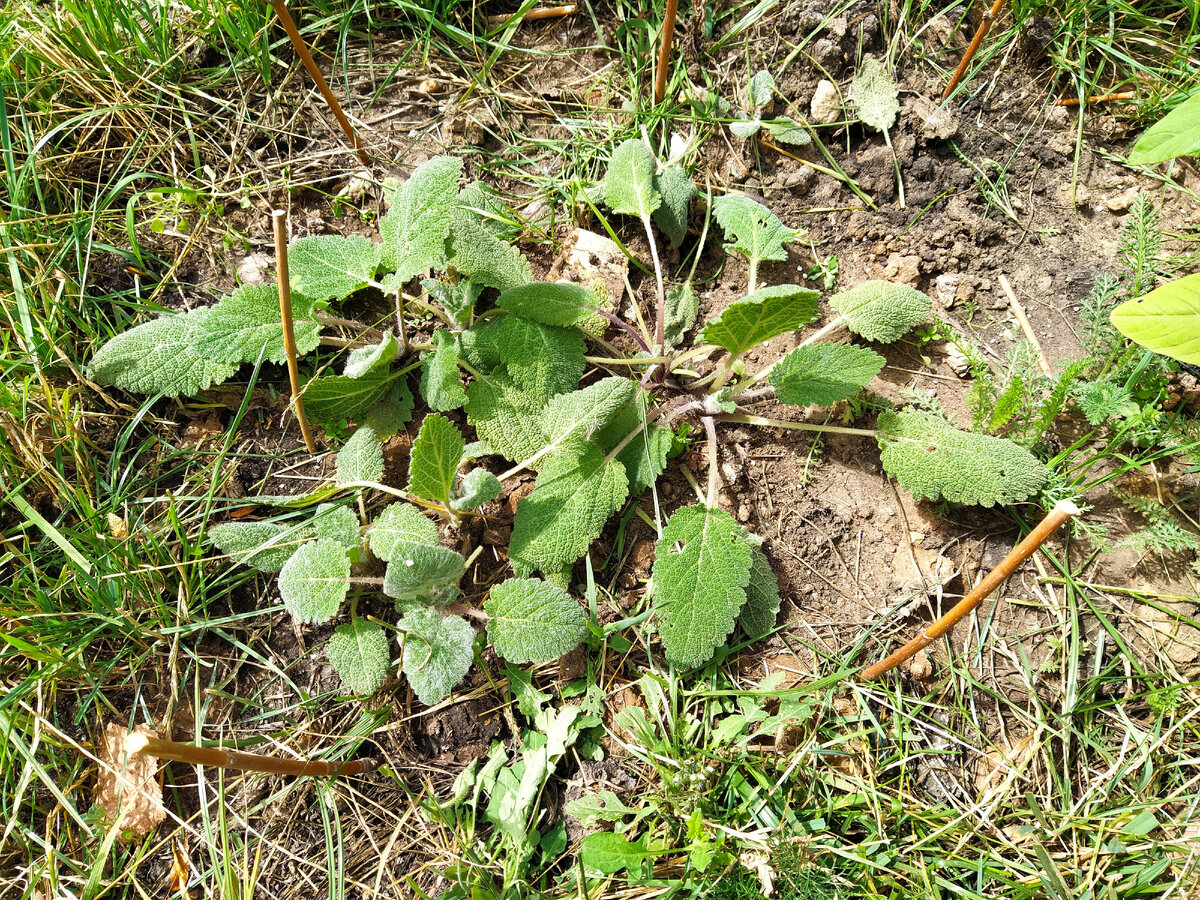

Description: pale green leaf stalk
[484,577,588,663]
[604,138,667,348]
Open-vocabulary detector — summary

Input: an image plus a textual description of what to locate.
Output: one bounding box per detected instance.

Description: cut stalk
[273,210,317,454]
[642,213,666,351]
[859,500,1080,680]
[270,0,370,165]
[942,0,1009,99]
[702,415,720,508]
[717,412,876,438]
[126,732,378,778]
[653,0,680,104]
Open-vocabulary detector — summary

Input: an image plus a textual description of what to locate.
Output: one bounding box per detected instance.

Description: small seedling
[850,56,904,207]
[728,71,809,147]
[89,151,1052,699]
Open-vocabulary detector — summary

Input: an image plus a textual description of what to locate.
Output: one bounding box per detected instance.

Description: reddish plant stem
[1055,91,1136,108]
[271,0,370,165]
[273,210,317,454]
[653,0,680,104]
[942,0,1009,100]
[859,500,1080,680]
[127,732,378,777]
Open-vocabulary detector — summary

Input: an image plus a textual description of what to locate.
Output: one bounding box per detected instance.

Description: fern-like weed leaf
[278,538,351,624]
[484,577,588,663]
[702,284,820,356]
[328,619,390,695]
[651,504,753,669]
[876,410,1049,507]
[769,343,886,407]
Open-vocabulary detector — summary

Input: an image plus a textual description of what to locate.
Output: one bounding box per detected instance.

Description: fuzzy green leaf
[730,118,763,139]
[484,577,588,663]
[493,315,586,402]
[651,504,753,669]
[877,410,1049,507]
[287,235,380,304]
[652,166,697,247]
[738,544,782,639]
[763,118,810,145]
[328,619,390,695]
[420,328,467,411]
[303,370,394,425]
[187,283,320,366]
[1128,90,1200,165]
[278,538,350,624]
[748,70,775,110]
[87,309,239,398]
[209,521,309,573]
[369,502,439,561]
[509,445,628,576]
[595,389,672,497]
[344,334,399,378]
[311,503,361,551]
[335,424,384,486]
[604,139,661,219]
[541,376,638,450]
[664,283,699,348]
[1110,272,1200,365]
[496,282,602,328]
[451,468,502,511]
[770,343,886,406]
[363,380,415,438]
[465,373,548,465]
[384,544,465,603]
[380,156,462,279]
[712,194,798,268]
[702,284,820,356]
[424,277,482,327]
[850,56,899,133]
[448,182,533,290]
[408,413,465,507]
[828,280,932,343]
[400,608,475,705]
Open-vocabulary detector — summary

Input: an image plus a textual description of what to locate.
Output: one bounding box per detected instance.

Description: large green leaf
[187,283,320,366]
[335,424,384,486]
[379,155,462,279]
[408,413,465,507]
[828,281,931,343]
[1110,272,1200,365]
[604,139,661,219]
[328,619,390,695]
[769,342,886,406]
[465,373,548,465]
[343,334,399,378]
[287,235,381,304]
[303,370,394,425]
[278,538,350,624]
[209,520,311,573]
[1129,90,1200,165]
[447,182,532,290]
[737,544,782,640]
[651,165,696,247]
[712,194,797,267]
[701,284,820,356]
[541,376,639,451]
[877,410,1049,507]
[496,282,602,328]
[492,315,586,402]
[484,577,588,663]
[651,504,752,669]
[420,328,467,411]
[87,308,239,398]
[509,445,628,577]
[400,608,476,705]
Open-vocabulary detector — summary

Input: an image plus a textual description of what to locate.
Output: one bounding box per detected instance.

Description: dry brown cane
[126,731,379,778]
[942,0,1009,100]
[859,499,1080,680]
[273,209,317,454]
[654,0,680,104]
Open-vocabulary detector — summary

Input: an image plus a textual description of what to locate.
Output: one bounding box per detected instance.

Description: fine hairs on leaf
[484,577,588,663]
[409,413,466,507]
[379,155,462,279]
[328,619,391,695]
[400,608,476,705]
[604,139,662,220]
[335,424,384,486]
[287,234,381,304]
[712,194,798,275]
[828,280,932,342]
[278,539,351,624]
[850,56,899,133]
[701,284,820,357]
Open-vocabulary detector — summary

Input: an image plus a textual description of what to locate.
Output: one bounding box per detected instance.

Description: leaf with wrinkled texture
[877,410,1049,507]
[492,315,586,402]
[303,370,395,426]
[384,544,465,603]
[408,413,465,507]
[497,282,602,328]
[652,504,752,669]
[363,380,415,437]
[335,424,384,486]
[738,544,782,639]
[278,539,350,624]
[663,283,699,348]
[400,608,475,705]
[651,166,696,247]
[420,328,467,411]
[328,619,390,695]
[748,70,775,110]
[541,376,638,450]
[187,284,320,366]
[344,334,399,378]
[87,309,239,398]
[465,373,548,465]
[850,56,899,133]
[424,277,482,327]
[452,468,502,511]
[702,284,820,356]
[763,118,810,145]
[379,156,461,279]
[447,182,532,290]
[712,194,798,269]
[484,577,588,663]
[509,445,628,576]
[288,235,381,304]
[604,139,661,220]
[595,389,672,497]
[828,281,932,343]
[209,521,310,573]
[769,343,886,406]
[310,503,361,551]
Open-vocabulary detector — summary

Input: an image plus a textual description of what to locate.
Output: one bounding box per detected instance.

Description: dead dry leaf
[95,723,166,839]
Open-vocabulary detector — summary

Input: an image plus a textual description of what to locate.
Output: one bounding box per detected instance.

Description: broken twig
[1000,274,1051,376]
[127,731,379,777]
[943,0,1009,99]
